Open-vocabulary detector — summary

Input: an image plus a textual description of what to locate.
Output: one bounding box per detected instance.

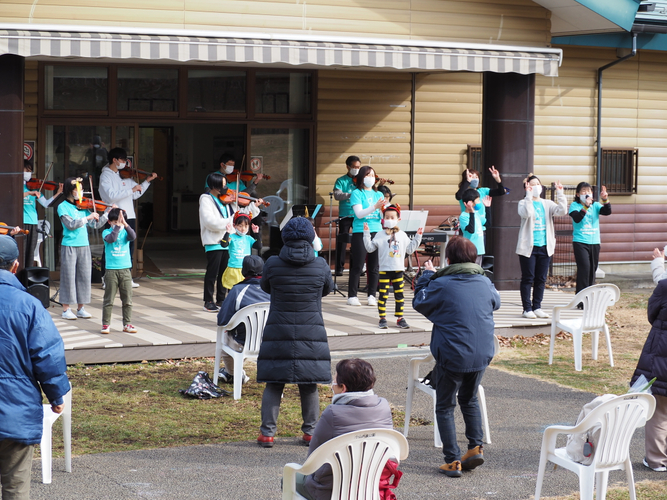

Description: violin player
[99,148,158,288]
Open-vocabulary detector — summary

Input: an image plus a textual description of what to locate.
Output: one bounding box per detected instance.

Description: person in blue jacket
[0,235,70,500]
[413,236,500,478]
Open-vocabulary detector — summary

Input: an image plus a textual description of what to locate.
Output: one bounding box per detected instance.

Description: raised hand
[653,248,665,260]
[148,172,158,182]
[251,223,259,233]
[417,227,424,235]
[363,222,369,231]
[424,260,436,272]
[524,181,533,195]
[466,169,473,183]
[489,165,501,183]
[554,180,563,191]
[600,185,608,200]
[482,195,492,207]
[374,198,386,210]
[226,222,234,233]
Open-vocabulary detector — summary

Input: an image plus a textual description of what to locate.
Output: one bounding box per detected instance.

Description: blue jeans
[519,245,551,312]
[434,365,485,463]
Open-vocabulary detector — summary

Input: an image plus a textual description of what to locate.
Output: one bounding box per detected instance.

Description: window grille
[467,145,482,172]
[600,148,638,195]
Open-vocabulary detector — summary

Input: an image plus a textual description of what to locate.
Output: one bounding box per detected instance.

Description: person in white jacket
[651,246,667,284]
[516,175,567,320]
[98,148,157,288]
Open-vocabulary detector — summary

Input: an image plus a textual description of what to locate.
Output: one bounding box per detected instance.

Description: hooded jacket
[257,239,334,384]
[0,270,70,445]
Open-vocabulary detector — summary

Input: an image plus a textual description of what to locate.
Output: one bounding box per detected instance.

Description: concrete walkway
[29,354,658,500]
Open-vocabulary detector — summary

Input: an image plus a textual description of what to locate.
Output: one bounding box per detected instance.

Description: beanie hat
[282,217,315,243]
[241,255,264,278]
[382,203,401,218]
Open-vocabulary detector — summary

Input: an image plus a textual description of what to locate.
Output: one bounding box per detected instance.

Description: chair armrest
[542,424,574,453]
[409,353,434,381]
[282,463,302,500]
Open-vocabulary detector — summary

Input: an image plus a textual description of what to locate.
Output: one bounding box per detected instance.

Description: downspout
[409,73,416,210]
[596,32,637,195]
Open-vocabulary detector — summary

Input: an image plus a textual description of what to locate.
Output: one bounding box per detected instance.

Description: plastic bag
[565,394,616,465]
[178,371,230,399]
[628,374,656,394]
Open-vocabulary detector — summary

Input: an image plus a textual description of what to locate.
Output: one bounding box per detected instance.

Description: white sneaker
[643,458,667,472]
[62,308,77,320]
[76,307,92,319]
[347,297,361,306]
[522,310,537,319]
[131,280,140,288]
[367,295,378,306]
[533,309,550,319]
[241,371,250,385]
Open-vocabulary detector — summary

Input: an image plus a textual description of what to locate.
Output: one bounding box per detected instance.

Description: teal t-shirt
[103,227,132,269]
[458,187,490,227]
[459,210,485,255]
[23,185,38,225]
[570,201,603,245]
[57,200,91,247]
[204,196,231,253]
[350,188,383,233]
[334,174,356,218]
[227,233,255,268]
[532,201,547,247]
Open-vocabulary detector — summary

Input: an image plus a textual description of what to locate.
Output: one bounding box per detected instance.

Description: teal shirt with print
[350,188,383,233]
[334,174,356,218]
[532,201,547,247]
[57,200,91,247]
[570,201,603,245]
[459,210,485,255]
[103,227,132,269]
[23,184,38,225]
[458,187,490,227]
[205,195,232,253]
[227,233,255,268]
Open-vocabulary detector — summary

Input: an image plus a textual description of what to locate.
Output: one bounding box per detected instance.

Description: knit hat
[382,203,401,218]
[242,255,264,278]
[281,217,315,243]
[0,235,19,267]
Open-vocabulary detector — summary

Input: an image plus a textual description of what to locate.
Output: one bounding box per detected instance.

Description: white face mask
[363,177,375,188]
[237,228,248,235]
[349,168,359,177]
[224,164,234,175]
[579,194,591,204]
[383,219,398,229]
[469,178,479,189]
[118,162,127,169]
[531,184,542,198]
[24,172,32,181]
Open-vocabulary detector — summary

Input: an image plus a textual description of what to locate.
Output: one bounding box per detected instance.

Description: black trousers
[24,223,38,268]
[204,249,229,304]
[348,231,378,298]
[335,217,354,273]
[573,241,600,294]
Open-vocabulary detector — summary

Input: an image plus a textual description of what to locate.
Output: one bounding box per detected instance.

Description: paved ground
[29,353,659,500]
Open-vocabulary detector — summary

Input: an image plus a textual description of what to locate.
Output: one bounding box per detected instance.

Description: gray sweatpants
[59,245,92,305]
[260,383,319,437]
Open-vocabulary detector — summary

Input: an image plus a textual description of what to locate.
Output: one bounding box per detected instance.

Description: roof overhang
[0,24,562,77]
[533,0,641,36]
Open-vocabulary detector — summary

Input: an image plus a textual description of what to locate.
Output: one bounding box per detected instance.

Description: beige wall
[2,0,550,46]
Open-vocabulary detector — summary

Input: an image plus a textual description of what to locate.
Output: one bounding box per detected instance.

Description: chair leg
[213,331,223,387]
[549,321,557,365]
[478,385,491,444]
[596,471,609,500]
[573,330,583,372]
[232,354,244,400]
[63,408,72,473]
[624,458,637,500]
[41,420,53,484]
[534,450,548,500]
[604,324,614,367]
[579,469,595,500]
[432,392,442,448]
[591,330,599,361]
[403,376,415,438]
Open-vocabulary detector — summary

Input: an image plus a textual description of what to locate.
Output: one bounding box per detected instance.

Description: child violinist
[222,212,261,290]
[57,177,110,320]
[363,204,422,329]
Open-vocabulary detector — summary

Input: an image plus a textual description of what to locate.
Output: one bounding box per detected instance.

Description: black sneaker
[218,369,233,383]
[379,318,388,329]
[396,318,410,329]
[203,302,219,312]
[335,270,344,277]
[216,300,223,308]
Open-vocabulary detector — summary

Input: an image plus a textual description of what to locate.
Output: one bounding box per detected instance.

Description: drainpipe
[596,33,637,196]
[409,73,416,210]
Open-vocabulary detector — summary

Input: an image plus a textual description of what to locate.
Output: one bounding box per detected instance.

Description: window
[44,65,108,110]
[117,68,178,112]
[188,70,246,113]
[467,145,482,172]
[255,72,311,114]
[600,148,638,195]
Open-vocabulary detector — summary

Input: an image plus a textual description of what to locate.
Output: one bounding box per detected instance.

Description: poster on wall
[24,141,35,165]
[250,156,263,173]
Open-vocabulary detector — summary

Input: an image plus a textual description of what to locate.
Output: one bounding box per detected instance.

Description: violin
[218,191,270,208]
[375,177,394,185]
[120,167,163,182]
[225,170,271,185]
[0,222,29,235]
[26,178,60,191]
[75,197,114,212]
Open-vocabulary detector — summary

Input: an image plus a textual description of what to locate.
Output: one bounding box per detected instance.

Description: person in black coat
[631,277,667,472]
[256,217,334,448]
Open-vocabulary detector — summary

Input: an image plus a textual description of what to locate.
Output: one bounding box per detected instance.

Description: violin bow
[88,175,98,215]
[38,161,55,197]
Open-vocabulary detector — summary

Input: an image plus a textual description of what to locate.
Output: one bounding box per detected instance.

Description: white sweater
[363,229,421,272]
[98,165,150,219]
[198,194,259,247]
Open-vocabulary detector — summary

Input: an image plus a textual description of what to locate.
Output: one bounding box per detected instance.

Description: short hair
[345,155,360,167]
[233,212,251,226]
[525,173,540,185]
[354,166,376,190]
[63,177,79,199]
[462,188,479,204]
[107,208,127,222]
[445,235,478,264]
[108,148,127,164]
[575,182,592,197]
[459,168,480,188]
[335,358,376,392]
[0,259,17,271]
[378,185,393,201]
[219,153,235,165]
[207,172,226,191]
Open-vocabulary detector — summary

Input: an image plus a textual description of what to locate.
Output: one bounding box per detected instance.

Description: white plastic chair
[550,284,620,372]
[534,393,655,500]
[41,384,72,484]
[282,428,409,500]
[403,335,499,447]
[261,195,285,226]
[213,302,270,399]
[34,219,51,267]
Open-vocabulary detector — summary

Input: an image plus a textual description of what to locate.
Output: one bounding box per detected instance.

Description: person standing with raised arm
[332,155,360,276]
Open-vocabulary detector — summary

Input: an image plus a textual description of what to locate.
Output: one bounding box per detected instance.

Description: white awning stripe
[0,29,560,77]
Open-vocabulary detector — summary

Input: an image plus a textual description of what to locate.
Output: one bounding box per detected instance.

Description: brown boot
[438,460,462,477]
[461,445,484,470]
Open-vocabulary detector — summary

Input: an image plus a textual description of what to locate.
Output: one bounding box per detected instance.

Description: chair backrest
[224,302,271,356]
[261,195,285,226]
[581,393,655,469]
[302,429,409,500]
[575,284,620,331]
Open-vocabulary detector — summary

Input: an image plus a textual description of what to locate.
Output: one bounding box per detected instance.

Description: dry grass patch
[538,480,667,500]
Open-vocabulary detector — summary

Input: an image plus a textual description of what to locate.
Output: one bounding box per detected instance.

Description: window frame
[600,147,638,195]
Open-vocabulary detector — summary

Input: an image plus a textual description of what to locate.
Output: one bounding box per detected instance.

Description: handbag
[379,459,402,500]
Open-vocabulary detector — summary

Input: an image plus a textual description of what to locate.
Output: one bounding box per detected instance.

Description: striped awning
[0,29,561,77]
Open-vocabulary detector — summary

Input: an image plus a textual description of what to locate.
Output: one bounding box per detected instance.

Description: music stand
[325,192,347,297]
